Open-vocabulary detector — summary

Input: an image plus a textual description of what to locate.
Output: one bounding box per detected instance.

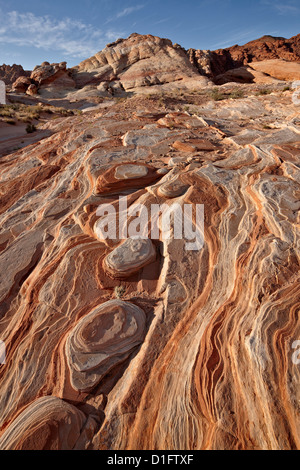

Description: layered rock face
[0,86,299,450]
[0,64,30,86]
[75,33,210,91]
[249,59,300,81]
[30,61,75,88]
[103,239,157,278]
[12,62,76,95]
[66,300,146,392]
[0,396,97,450]
[188,34,300,79]
[7,33,300,100]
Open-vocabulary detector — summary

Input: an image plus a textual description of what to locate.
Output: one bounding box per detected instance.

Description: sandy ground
[0,121,52,157]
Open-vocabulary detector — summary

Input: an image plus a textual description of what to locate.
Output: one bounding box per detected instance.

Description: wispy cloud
[0,9,125,60]
[261,0,300,15]
[106,4,145,24]
[116,5,145,18]
[153,17,171,26]
[274,4,300,14]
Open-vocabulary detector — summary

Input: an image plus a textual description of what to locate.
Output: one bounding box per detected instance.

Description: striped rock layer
[0,90,299,450]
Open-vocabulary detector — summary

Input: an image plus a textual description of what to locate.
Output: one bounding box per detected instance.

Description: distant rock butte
[7,33,300,97]
[75,33,209,91]
[188,34,300,79]
[0,64,30,86]
[12,62,76,94]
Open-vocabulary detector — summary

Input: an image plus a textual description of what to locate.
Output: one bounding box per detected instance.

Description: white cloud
[116,5,145,18]
[105,4,145,24]
[153,17,171,26]
[261,0,300,15]
[0,9,125,60]
[274,4,300,14]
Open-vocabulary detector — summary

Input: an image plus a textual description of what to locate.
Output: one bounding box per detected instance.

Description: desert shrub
[256,88,272,96]
[3,118,16,125]
[56,107,73,116]
[42,106,54,114]
[114,286,126,299]
[26,124,36,133]
[229,89,245,99]
[0,108,14,117]
[19,116,32,123]
[0,103,74,125]
[210,88,226,101]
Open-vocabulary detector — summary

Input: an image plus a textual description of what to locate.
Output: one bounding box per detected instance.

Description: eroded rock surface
[188,34,300,80]
[158,177,189,198]
[75,33,209,92]
[0,396,96,450]
[66,300,146,392]
[0,86,299,450]
[103,239,157,278]
[0,64,30,86]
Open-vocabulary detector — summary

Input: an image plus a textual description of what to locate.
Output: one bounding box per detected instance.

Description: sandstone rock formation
[0,64,30,86]
[26,83,38,96]
[215,65,283,85]
[12,62,75,96]
[74,33,210,92]
[6,33,300,103]
[12,76,32,93]
[66,300,146,392]
[30,61,75,89]
[249,59,300,81]
[188,34,300,79]
[103,239,156,278]
[0,49,299,451]
[95,162,161,195]
[0,396,97,450]
[157,176,189,198]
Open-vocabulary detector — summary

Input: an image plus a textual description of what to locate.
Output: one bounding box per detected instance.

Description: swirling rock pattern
[103,239,157,279]
[76,33,209,91]
[66,300,146,392]
[0,86,299,450]
[115,164,149,180]
[95,162,160,195]
[0,396,96,450]
[158,177,189,198]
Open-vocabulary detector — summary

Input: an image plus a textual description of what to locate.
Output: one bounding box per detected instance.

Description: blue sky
[0,0,299,70]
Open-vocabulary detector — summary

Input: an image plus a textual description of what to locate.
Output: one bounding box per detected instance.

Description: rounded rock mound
[114,164,148,180]
[66,300,146,392]
[0,396,92,450]
[103,238,156,278]
[95,162,160,195]
[158,178,189,198]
